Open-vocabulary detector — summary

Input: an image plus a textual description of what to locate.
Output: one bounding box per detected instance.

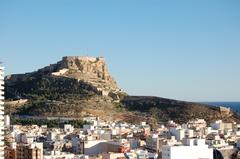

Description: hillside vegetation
[4,56,240,124]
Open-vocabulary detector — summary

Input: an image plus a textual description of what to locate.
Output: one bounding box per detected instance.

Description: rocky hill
[6,56,124,100]
[4,56,240,124]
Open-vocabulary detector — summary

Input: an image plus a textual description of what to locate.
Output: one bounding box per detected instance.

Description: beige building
[16,144,42,159]
[5,147,16,159]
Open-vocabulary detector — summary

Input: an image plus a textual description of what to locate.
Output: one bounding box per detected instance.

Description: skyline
[1,1,240,102]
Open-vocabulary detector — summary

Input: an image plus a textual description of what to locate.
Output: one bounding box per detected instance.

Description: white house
[162,139,213,159]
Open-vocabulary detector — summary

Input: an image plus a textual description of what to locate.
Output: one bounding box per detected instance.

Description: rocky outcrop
[48,56,123,98]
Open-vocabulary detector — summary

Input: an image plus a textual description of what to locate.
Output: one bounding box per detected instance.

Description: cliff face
[55,56,120,95]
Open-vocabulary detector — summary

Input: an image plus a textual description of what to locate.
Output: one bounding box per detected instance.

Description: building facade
[0,64,4,159]
[16,144,42,159]
[5,147,16,159]
[162,139,213,159]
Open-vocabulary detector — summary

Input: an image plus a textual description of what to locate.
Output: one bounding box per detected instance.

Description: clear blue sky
[1,1,240,102]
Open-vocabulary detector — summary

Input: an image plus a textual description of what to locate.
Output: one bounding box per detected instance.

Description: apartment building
[0,64,5,159]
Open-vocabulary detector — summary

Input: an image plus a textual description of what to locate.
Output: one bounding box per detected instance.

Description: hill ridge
[4,56,240,124]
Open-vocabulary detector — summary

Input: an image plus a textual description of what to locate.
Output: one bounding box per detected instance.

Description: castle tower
[0,63,4,159]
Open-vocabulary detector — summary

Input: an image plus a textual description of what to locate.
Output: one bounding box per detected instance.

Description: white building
[170,127,194,141]
[162,139,213,159]
[83,124,95,131]
[47,132,57,141]
[64,124,74,134]
[0,64,4,159]
[21,133,34,144]
[187,119,207,130]
[4,115,10,127]
[44,150,77,159]
[206,135,231,149]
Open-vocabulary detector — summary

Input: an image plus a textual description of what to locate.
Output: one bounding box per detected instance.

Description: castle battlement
[62,56,105,62]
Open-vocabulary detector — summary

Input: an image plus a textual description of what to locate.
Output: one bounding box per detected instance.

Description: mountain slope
[4,56,240,124]
[122,96,239,124]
